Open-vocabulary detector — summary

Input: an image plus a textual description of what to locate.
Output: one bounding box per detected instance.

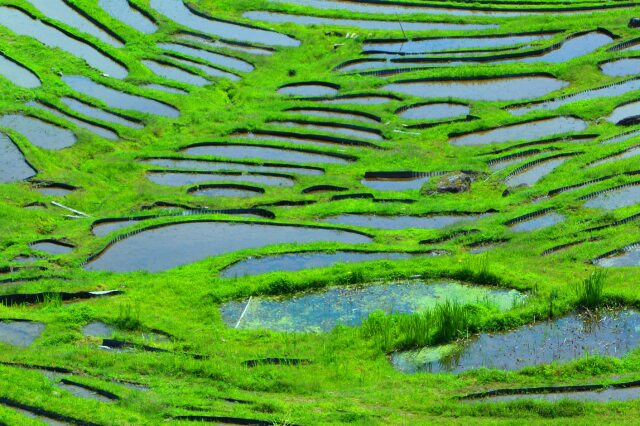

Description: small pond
[0,321,45,347]
[601,58,640,77]
[398,103,469,121]
[509,212,564,232]
[584,185,640,210]
[0,54,40,88]
[143,59,209,87]
[27,101,118,141]
[323,213,490,230]
[0,114,76,150]
[182,144,351,164]
[147,171,294,187]
[98,0,157,34]
[61,97,144,129]
[0,133,36,183]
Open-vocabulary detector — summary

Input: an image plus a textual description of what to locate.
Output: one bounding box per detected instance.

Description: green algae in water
[221,281,524,333]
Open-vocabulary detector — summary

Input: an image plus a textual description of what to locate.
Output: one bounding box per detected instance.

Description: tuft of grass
[114,303,141,331]
[433,300,472,344]
[574,270,607,310]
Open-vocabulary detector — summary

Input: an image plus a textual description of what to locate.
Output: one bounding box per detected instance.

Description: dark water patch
[158,42,254,73]
[165,54,241,81]
[188,184,264,198]
[606,99,640,124]
[98,0,157,34]
[24,202,47,210]
[393,310,640,374]
[242,358,310,367]
[588,145,640,168]
[506,209,564,232]
[62,75,179,118]
[267,120,383,141]
[0,290,121,306]
[595,243,640,267]
[84,221,371,272]
[0,114,76,150]
[60,97,143,129]
[0,6,127,79]
[601,58,640,77]
[364,33,557,55]
[243,11,496,31]
[503,154,574,187]
[323,213,491,230]
[143,59,209,87]
[0,53,40,88]
[26,101,118,141]
[220,250,432,278]
[139,83,188,95]
[488,134,595,155]
[582,182,640,210]
[0,133,36,183]
[147,170,294,187]
[231,129,378,148]
[278,82,339,97]
[174,31,275,56]
[384,75,567,102]
[222,280,523,332]
[57,379,117,403]
[25,0,123,47]
[488,149,546,171]
[30,240,73,255]
[397,102,469,121]
[0,397,100,426]
[302,184,347,194]
[182,142,354,164]
[141,157,323,176]
[0,320,44,347]
[450,117,587,146]
[264,0,632,17]
[173,415,294,425]
[313,94,400,105]
[463,380,640,403]
[509,77,640,116]
[150,0,299,47]
[284,107,381,123]
[83,321,114,338]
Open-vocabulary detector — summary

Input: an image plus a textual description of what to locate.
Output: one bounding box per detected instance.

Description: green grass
[574,270,608,310]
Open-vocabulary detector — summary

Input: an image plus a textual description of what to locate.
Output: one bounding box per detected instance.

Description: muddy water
[150,0,299,47]
[384,76,567,102]
[147,171,294,187]
[0,321,45,347]
[27,101,119,141]
[182,144,350,164]
[0,54,40,88]
[278,84,338,97]
[264,0,621,17]
[24,0,123,47]
[84,221,371,272]
[142,60,209,87]
[158,43,254,72]
[98,0,157,34]
[584,185,640,210]
[505,157,569,187]
[0,115,76,150]
[243,11,495,31]
[269,121,382,140]
[596,245,640,267]
[601,58,640,77]
[221,280,523,332]
[393,310,640,373]
[60,97,143,129]
[398,103,469,120]
[221,251,445,277]
[364,34,555,54]
[285,107,379,123]
[0,6,127,78]
[361,176,431,191]
[167,56,240,81]
[509,212,564,232]
[450,117,587,146]
[323,213,490,230]
[509,78,640,116]
[62,75,179,118]
[142,158,323,176]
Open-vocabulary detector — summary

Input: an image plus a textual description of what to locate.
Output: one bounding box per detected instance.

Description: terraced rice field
[1,0,640,424]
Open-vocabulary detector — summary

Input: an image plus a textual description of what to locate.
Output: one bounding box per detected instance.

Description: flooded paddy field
[0,0,639,424]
